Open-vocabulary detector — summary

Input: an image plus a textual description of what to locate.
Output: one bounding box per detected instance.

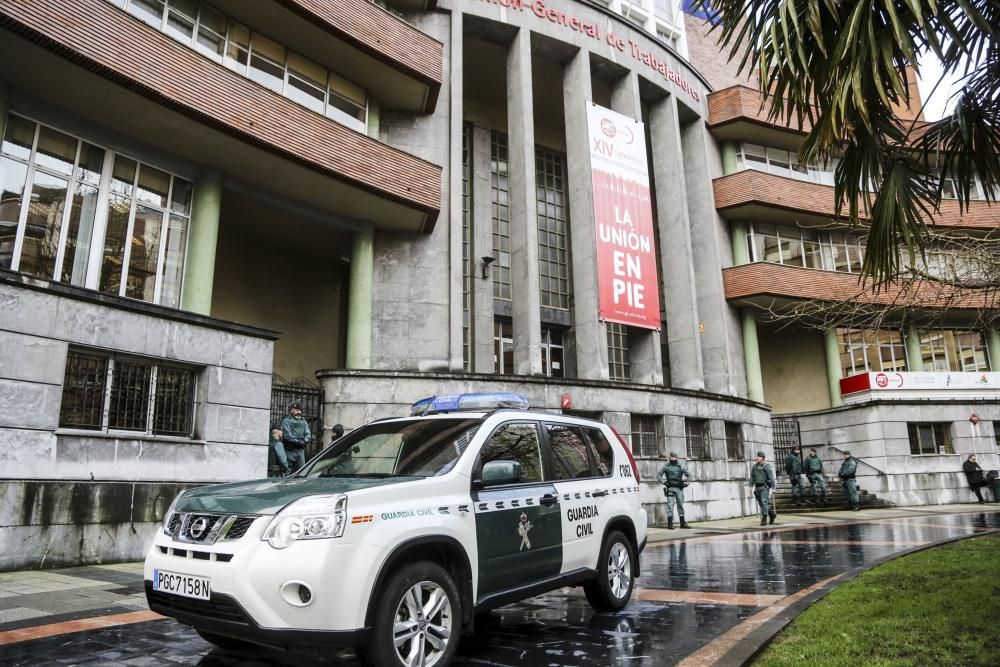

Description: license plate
[153,569,211,600]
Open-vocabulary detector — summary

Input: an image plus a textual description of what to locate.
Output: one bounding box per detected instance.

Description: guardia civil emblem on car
[144,393,647,667]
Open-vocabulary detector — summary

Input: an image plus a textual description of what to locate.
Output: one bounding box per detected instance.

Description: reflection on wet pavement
[1,511,998,666]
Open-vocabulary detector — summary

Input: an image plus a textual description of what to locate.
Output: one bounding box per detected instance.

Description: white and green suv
[144,393,647,666]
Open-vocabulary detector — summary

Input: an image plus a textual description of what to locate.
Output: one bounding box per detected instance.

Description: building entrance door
[771,417,802,466]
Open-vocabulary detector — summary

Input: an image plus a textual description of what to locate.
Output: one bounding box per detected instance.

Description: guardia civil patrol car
[144,393,647,666]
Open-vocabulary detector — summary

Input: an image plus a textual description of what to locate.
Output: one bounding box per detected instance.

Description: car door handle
[591,491,608,497]
[540,493,558,506]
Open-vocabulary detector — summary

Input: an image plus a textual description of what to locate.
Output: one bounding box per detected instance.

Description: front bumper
[144,581,368,649]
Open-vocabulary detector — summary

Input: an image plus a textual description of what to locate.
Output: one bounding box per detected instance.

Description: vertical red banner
[588,105,661,330]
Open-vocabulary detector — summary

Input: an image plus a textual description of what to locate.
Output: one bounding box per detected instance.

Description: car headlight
[162,490,186,536]
[263,495,348,549]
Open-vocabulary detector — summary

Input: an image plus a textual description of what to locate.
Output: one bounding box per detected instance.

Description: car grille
[164,513,258,545]
[147,588,249,625]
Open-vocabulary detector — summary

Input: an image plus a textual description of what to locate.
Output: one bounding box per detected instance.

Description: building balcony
[840,371,1000,404]
[722,262,992,310]
[0,0,442,232]
[707,85,809,150]
[714,170,1000,231]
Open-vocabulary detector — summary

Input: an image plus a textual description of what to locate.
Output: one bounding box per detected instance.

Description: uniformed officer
[784,446,807,506]
[749,451,777,526]
[280,402,312,473]
[839,450,860,511]
[804,448,828,504]
[657,452,693,530]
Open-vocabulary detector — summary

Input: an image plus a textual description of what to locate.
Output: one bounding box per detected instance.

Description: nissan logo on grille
[189,516,210,540]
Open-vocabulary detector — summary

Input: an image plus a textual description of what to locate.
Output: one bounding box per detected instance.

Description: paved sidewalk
[0,503,997,665]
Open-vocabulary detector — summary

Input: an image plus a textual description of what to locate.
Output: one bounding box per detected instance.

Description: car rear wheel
[195,628,253,651]
[368,561,460,667]
[584,530,635,612]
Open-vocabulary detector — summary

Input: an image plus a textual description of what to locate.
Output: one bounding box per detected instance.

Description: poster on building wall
[587,103,661,330]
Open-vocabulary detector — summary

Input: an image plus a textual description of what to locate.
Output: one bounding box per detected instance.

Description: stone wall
[317,369,773,523]
[0,272,276,570]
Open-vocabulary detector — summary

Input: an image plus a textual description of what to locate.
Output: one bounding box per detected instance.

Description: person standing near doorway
[839,450,860,511]
[280,402,312,473]
[750,452,777,526]
[657,452,693,530]
[804,448,828,504]
[784,446,807,506]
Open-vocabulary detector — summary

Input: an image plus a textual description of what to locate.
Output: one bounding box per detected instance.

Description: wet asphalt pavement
[2,508,998,666]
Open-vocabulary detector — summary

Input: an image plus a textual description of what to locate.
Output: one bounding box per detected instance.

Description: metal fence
[270,375,325,460]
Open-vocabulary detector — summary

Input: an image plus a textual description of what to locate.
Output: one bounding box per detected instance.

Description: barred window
[490,131,511,301]
[685,418,710,460]
[536,146,571,309]
[724,422,744,460]
[462,123,473,371]
[59,349,197,437]
[607,323,630,381]
[907,423,953,456]
[630,414,660,458]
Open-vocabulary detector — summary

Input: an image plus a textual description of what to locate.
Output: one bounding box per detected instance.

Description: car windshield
[299,418,483,479]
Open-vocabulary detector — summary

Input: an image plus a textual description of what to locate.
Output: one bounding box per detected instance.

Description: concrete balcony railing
[714,170,1000,230]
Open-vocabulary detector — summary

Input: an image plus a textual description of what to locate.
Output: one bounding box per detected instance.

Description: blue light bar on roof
[410,392,530,416]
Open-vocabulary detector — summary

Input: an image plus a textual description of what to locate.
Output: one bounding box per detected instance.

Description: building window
[1,114,190,308]
[685,418,710,460]
[838,328,907,377]
[461,123,473,372]
[736,142,835,185]
[607,322,631,381]
[746,222,865,273]
[490,131,511,301]
[116,0,368,133]
[535,146,571,309]
[541,327,564,378]
[907,423,954,456]
[494,318,513,375]
[630,414,660,458]
[724,422,744,460]
[919,329,989,372]
[59,349,197,438]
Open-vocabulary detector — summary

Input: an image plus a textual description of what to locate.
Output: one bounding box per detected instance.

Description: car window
[478,422,543,484]
[582,427,614,477]
[546,424,594,480]
[301,419,481,478]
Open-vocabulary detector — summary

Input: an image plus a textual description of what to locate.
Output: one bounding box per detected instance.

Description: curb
[715,527,1000,666]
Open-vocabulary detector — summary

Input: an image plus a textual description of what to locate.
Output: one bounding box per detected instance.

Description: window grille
[535,146,571,309]
[630,414,660,458]
[490,131,511,301]
[59,349,197,438]
[724,422,744,460]
[907,423,954,455]
[685,418,710,459]
[607,323,630,381]
[462,123,473,371]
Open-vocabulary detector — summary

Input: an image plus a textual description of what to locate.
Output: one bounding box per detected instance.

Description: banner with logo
[588,104,661,330]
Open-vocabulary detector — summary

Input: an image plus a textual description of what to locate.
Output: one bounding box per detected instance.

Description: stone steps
[771,477,894,512]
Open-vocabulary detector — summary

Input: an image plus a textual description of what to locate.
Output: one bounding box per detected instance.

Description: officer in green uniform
[749,451,777,526]
[784,446,807,506]
[804,448,828,504]
[839,450,860,511]
[657,452,693,530]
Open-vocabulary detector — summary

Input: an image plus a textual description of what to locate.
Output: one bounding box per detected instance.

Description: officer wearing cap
[839,450,860,511]
[656,452,693,530]
[804,448,828,504]
[784,446,807,506]
[330,423,345,445]
[280,402,312,473]
[749,451,777,526]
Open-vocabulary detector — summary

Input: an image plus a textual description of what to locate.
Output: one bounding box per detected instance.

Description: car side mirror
[480,460,521,487]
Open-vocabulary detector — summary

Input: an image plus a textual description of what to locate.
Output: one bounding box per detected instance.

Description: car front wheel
[368,561,460,667]
[584,530,635,612]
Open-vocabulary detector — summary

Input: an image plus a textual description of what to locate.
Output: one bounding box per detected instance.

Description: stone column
[180,170,222,315]
[447,10,464,372]
[730,220,749,265]
[824,327,844,407]
[720,141,738,175]
[741,310,764,403]
[346,226,374,369]
[472,126,496,373]
[987,328,1000,371]
[649,94,704,390]
[506,28,542,375]
[904,323,923,371]
[563,48,608,380]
